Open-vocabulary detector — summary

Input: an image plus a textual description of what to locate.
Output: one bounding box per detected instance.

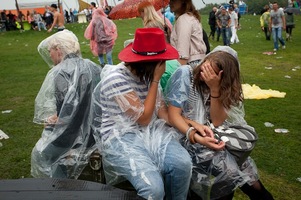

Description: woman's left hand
[193,124,214,138]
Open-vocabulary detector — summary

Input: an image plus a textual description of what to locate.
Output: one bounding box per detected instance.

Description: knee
[136,178,165,200]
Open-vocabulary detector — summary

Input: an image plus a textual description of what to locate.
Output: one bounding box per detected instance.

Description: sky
[1,0,230,11]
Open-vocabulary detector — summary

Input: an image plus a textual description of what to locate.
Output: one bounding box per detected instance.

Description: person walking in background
[260,5,271,40]
[229,7,239,44]
[285,11,295,41]
[208,6,217,40]
[269,2,286,52]
[84,7,117,67]
[217,6,231,46]
[91,27,192,200]
[169,0,207,68]
[48,4,65,32]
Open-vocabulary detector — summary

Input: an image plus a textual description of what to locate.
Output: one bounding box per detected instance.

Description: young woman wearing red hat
[91,27,192,200]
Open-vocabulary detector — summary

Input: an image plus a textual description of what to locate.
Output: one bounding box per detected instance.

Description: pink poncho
[84,8,118,56]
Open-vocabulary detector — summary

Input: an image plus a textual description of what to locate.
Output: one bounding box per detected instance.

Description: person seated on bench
[91,27,192,200]
[31,30,101,179]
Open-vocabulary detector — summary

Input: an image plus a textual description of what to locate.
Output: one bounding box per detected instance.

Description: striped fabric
[99,64,148,140]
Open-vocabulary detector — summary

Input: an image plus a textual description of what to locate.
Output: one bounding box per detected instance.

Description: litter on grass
[0,129,9,140]
[262,52,275,55]
[1,110,12,114]
[242,84,286,99]
[274,129,289,133]
[264,122,274,127]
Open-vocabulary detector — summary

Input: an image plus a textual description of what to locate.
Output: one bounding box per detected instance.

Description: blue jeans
[98,50,113,66]
[272,27,285,50]
[221,27,230,46]
[102,133,192,200]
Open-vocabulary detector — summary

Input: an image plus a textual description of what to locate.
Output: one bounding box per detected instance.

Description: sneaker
[273,48,277,51]
[282,45,286,49]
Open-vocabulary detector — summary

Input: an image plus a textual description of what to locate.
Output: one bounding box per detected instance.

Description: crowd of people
[4,0,294,199]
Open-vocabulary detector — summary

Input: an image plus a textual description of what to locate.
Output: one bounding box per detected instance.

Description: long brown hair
[175,0,201,21]
[125,62,158,83]
[193,51,243,109]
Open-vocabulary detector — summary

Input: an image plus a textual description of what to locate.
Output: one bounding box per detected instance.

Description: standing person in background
[87,2,97,21]
[285,11,295,41]
[69,8,74,23]
[169,0,207,68]
[73,8,78,22]
[44,6,53,29]
[229,7,239,44]
[208,6,217,40]
[64,9,70,23]
[233,3,241,29]
[269,2,286,52]
[260,5,271,40]
[84,7,117,67]
[217,6,231,46]
[48,4,65,32]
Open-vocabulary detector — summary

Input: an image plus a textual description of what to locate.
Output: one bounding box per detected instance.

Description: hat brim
[118,43,179,63]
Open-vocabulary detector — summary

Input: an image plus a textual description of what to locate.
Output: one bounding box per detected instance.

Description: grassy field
[0,14,301,199]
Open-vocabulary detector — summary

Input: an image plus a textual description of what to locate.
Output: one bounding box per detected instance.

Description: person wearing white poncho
[31,30,102,179]
[165,46,274,200]
[91,28,192,200]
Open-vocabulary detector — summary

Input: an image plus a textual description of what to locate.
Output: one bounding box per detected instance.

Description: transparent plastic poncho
[31,30,102,179]
[164,46,259,200]
[91,63,176,185]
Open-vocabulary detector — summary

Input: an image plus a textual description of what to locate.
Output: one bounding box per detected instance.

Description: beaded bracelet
[152,80,160,84]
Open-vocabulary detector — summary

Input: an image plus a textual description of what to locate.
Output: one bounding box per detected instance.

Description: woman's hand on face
[200,62,223,91]
[153,61,166,81]
[195,134,226,151]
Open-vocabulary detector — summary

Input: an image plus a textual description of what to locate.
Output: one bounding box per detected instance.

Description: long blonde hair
[138,1,165,30]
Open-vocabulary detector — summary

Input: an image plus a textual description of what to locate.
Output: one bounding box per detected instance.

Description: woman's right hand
[194,133,225,151]
[153,61,166,81]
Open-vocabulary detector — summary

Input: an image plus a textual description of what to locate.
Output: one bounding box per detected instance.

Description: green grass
[0,15,301,199]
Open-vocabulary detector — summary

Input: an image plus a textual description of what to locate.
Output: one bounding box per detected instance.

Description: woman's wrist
[152,80,160,84]
[186,127,196,144]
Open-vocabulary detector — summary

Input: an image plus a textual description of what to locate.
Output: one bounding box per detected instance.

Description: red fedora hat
[118,28,179,63]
